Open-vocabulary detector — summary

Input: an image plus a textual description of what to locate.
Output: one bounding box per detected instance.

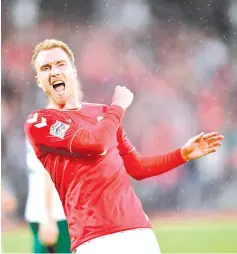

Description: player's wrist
[109,104,125,118]
[180,147,189,162]
[110,103,126,112]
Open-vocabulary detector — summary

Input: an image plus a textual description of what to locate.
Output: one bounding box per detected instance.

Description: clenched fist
[111,86,134,111]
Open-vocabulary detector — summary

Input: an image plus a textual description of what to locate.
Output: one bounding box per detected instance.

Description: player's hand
[111,86,134,111]
[38,219,59,246]
[180,132,224,161]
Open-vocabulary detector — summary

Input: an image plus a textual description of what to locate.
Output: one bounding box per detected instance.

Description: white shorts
[75,228,161,254]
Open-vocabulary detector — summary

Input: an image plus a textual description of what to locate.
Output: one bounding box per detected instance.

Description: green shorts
[29,220,71,253]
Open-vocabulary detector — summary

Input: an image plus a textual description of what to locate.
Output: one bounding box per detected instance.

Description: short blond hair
[32,39,75,71]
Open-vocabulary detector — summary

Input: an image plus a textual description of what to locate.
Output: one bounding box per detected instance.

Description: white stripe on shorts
[75,228,161,254]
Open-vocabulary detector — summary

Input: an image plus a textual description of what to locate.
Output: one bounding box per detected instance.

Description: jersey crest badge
[50,121,70,139]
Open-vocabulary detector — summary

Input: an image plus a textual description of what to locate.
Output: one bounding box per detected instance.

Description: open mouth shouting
[52,81,65,95]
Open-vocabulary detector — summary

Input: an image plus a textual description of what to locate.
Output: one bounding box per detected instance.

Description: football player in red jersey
[25,39,224,254]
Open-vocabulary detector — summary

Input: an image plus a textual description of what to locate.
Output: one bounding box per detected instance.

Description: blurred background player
[1,187,17,218]
[1,186,17,254]
[25,139,70,253]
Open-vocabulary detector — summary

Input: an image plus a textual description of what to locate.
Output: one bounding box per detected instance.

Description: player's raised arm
[24,107,123,156]
[117,126,224,180]
[25,86,134,156]
[69,86,133,155]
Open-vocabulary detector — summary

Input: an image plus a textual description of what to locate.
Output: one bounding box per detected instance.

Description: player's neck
[49,98,81,111]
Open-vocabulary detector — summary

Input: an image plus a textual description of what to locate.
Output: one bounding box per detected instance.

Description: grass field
[2,218,237,253]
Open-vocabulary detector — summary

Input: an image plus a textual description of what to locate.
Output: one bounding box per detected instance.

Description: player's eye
[42,66,50,71]
[58,62,66,67]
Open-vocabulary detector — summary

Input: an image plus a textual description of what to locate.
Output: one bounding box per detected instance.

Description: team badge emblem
[50,121,70,139]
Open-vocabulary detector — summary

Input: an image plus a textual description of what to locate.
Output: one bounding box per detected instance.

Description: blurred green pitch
[2,218,237,253]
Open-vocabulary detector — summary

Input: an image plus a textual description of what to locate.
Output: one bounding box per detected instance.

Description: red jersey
[25,103,185,251]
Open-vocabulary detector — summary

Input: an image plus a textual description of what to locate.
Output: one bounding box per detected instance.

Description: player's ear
[73,65,77,78]
[35,76,42,88]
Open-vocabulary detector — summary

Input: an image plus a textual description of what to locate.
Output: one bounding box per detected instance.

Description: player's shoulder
[25,109,60,124]
[81,102,109,113]
[24,109,62,135]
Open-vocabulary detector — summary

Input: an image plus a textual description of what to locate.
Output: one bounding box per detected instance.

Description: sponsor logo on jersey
[50,121,70,139]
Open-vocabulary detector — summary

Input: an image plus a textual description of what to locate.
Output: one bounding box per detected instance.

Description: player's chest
[61,111,104,128]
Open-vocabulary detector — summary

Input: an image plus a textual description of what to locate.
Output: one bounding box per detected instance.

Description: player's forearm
[122,148,186,180]
[70,105,124,155]
[43,171,54,220]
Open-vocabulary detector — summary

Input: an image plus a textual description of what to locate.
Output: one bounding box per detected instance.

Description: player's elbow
[126,170,145,181]
[131,174,145,181]
[71,142,106,156]
[89,135,107,154]
[70,131,107,155]
[123,157,145,180]
[92,142,107,155]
